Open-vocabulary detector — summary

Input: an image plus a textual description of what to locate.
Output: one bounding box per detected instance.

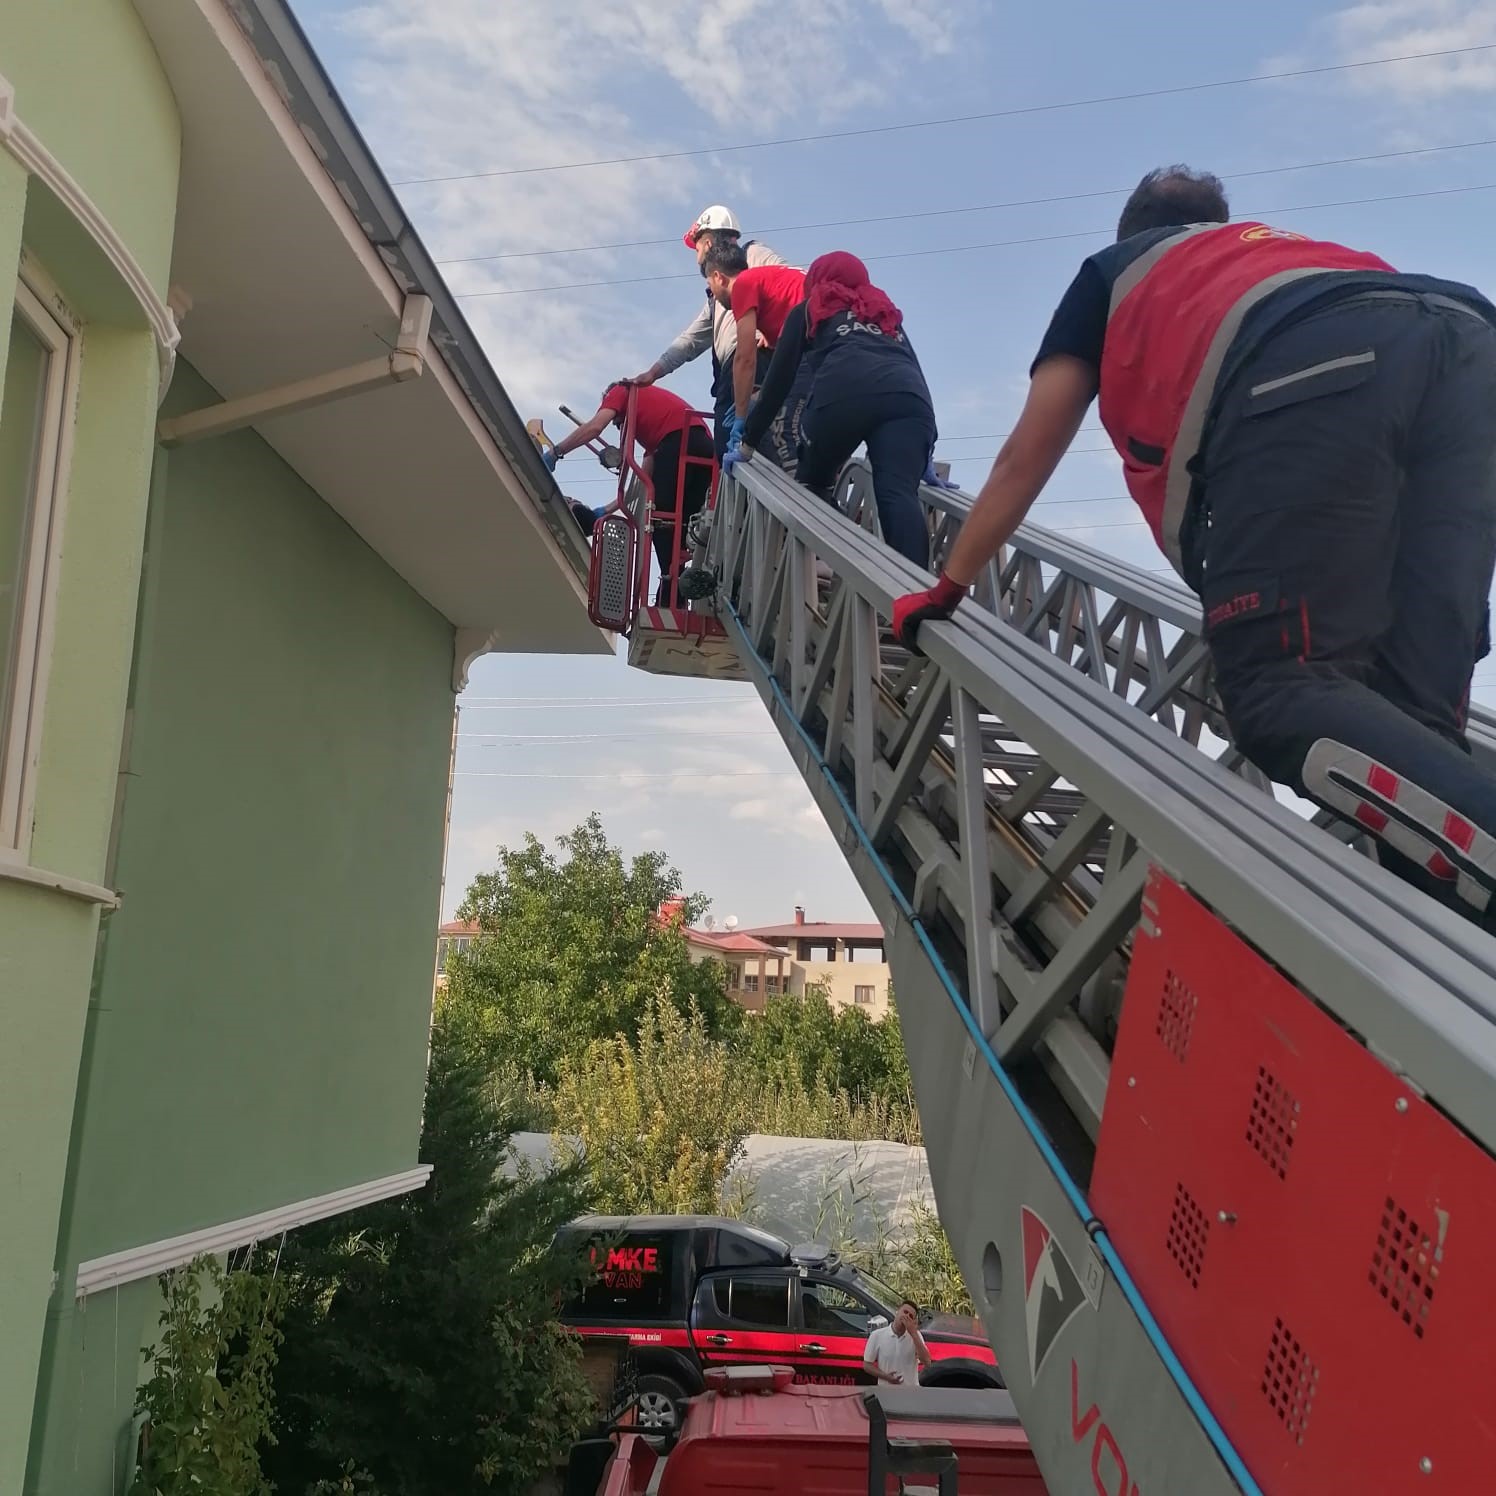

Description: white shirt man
[864,1301,932,1386]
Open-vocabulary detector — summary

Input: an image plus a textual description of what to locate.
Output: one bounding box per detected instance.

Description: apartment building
[436,917,482,984]
[686,908,892,1017]
[683,927,791,1012]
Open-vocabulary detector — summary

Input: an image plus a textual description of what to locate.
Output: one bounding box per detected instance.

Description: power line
[435,137,1496,265]
[944,447,1115,460]
[942,427,1105,442]
[457,694,724,703]
[456,181,1496,298]
[457,695,755,708]
[1044,518,1148,533]
[1031,494,1132,509]
[452,769,798,780]
[458,727,780,743]
[395,43,1496,187]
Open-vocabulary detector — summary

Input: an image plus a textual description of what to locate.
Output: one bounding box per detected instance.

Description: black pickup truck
[555,1214,1002,1433]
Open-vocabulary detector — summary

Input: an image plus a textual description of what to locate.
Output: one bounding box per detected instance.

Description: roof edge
[229,0,595,593]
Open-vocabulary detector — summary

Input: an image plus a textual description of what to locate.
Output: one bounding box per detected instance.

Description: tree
[447,814,739,1086]
[732,988,915,1114]
[865,992,915,1107]
[553,999,751,1215]
[894,1202,974,1316]
[264,997,596,1495]
[734,987,840,1094]
[131,1257,284,1496]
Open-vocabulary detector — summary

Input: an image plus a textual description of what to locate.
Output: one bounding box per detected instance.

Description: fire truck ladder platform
[619,455,1496,1496]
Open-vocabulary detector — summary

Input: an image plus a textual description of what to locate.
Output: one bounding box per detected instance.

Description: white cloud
[728,795,827,840]
[1293,1,1496,99]
[874,0,965,55]
[322,0,981,416]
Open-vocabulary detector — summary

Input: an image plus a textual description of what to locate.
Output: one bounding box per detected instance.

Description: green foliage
[264,997,597,1495]
[306,1464,378,1495]
[130,1257,285,1496]
[733,991,918,1142]
[447,813,740,1086]
[746,1070,921,1145]
[484,1054,557,1134]
[894,1203,973,1316]
[553,998,752,1215]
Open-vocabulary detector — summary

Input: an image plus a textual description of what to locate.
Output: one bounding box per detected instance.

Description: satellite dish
[704,914,716,930]
[724,915,739,931]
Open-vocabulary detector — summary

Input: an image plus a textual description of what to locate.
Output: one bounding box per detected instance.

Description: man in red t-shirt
[703,242,810,472]
[545,382,714,605]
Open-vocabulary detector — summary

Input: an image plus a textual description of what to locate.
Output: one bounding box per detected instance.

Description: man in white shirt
[863,1300,932,1386]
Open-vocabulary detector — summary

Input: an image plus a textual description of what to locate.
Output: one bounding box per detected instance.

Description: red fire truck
[571,1365,1048,1494]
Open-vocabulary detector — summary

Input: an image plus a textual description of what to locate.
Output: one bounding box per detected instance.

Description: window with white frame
[1,271,76,855]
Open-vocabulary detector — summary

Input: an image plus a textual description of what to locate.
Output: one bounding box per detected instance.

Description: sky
[287,0,1496,925]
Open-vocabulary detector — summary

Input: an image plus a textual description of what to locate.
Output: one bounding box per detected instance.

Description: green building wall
[6,6,470,1486]
[26,361,457,1493]
[0,4,180,1487]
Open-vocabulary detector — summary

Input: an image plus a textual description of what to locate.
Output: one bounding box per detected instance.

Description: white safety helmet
[685,205,740,247]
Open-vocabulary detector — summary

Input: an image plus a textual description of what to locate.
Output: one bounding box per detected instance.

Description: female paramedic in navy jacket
[729,252,936,568]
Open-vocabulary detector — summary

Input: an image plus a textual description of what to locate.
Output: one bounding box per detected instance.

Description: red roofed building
[681,927,788,1012]
[686,908,891,1017]
[435,918,482,985]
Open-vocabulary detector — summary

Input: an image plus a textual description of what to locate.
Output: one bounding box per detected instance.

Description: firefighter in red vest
[546,382,714,605]
[892,165,1496,925]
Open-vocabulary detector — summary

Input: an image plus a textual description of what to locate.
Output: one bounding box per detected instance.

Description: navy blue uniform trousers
[1184,292,1496,910]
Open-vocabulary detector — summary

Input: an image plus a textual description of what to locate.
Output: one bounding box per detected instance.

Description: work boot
[1303,739,1496,923]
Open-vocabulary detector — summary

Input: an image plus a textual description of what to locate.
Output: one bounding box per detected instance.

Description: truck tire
[635,1372,688,1434]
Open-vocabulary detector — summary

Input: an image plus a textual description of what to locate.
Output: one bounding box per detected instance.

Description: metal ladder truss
[682,455,1496,1496]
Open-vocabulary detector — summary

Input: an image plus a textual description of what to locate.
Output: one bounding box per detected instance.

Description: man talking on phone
[864,1300,932,1386]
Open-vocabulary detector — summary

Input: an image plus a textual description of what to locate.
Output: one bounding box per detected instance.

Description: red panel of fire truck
[1092,868,1496,1494]
[654,1377,1046,1494]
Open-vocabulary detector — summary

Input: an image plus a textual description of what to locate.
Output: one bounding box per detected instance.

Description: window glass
[849,1264,903,1314]
[565,1232,673,1319]
[727,1276,789,1328]
[803,1279,876,1337]
[714,1228,783,1268]
[0,278,72,851]
[0,310,48,745]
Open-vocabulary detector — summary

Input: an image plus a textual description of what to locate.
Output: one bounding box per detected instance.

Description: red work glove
[891,573,965,652]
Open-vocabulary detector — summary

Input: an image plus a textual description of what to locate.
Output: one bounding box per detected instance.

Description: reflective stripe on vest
[1098,222,1394,573]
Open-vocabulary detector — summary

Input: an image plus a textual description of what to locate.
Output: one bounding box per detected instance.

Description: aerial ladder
[564,391,1496,1495]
